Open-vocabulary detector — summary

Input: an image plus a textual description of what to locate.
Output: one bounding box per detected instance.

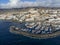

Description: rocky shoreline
[10,26,60,39]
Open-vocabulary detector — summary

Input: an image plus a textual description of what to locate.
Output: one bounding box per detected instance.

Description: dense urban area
[0,7,60,38]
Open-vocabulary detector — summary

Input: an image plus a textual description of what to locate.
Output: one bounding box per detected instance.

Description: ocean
[0,20,60,45]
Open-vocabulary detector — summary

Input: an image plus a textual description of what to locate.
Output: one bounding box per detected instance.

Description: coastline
[0,20,60,39]
[10,28,60,39]
[1,7,60,39]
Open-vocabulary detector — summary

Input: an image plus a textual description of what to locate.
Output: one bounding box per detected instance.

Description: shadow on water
[0,20,60,45]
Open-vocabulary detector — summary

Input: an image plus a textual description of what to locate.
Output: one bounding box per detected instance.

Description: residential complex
[0,7,60,34]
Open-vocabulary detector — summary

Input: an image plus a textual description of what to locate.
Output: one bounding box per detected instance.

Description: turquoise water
[0,20,60,45]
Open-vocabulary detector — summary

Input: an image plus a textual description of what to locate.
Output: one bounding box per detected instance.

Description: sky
[0,0,60,8]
